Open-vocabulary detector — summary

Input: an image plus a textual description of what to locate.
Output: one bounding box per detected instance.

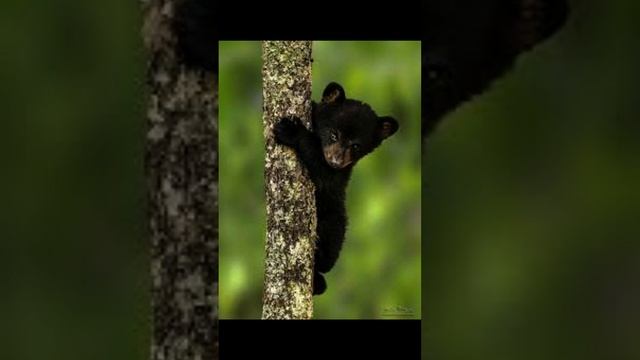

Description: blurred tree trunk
[142,1,218,359]
[261,41,316,319]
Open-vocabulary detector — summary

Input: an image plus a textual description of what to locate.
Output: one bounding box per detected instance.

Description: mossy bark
[261,41,316,319]
[142,0,218,358]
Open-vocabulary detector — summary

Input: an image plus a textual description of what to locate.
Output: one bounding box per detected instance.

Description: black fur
[174,0,217,72]
[274,82,399,295]
[423,0,569,137]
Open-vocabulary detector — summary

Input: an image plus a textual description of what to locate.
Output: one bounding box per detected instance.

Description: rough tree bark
[262,41,316,319]
[142,1,218,358]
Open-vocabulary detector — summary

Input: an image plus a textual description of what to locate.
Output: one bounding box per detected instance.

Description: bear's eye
[350,143,360,152]
[330,131,338,142]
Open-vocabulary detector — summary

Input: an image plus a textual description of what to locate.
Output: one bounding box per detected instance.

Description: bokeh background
[423,1,640,359]
[0,2,148,360]
[219,41,422,319]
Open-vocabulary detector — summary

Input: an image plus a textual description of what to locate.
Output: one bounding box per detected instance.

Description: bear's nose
[328,157,341,168]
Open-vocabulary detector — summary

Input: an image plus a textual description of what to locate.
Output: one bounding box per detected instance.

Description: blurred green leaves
[1,1,147,360]
[423,1,640,359]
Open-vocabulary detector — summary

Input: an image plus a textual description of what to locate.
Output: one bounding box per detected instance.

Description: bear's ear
[511,0,569,52]
[322,82,346,104]
[378,116,399,140]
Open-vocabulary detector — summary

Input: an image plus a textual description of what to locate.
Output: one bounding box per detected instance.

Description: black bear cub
[274,82,398,295]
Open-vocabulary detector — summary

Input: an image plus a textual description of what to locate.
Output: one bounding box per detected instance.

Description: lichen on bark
[261,41,316,319]
[142,0,218,358]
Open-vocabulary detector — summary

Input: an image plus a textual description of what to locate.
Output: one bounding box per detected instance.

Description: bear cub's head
[313,82,398,169]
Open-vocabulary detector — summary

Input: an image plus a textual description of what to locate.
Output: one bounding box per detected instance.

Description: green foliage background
[423,1,640,359]
[1,2,147,360]
[219,41,422,319]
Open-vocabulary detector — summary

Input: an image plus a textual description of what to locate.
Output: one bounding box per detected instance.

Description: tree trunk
[261,41,316,319]
[142,1,218,358]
